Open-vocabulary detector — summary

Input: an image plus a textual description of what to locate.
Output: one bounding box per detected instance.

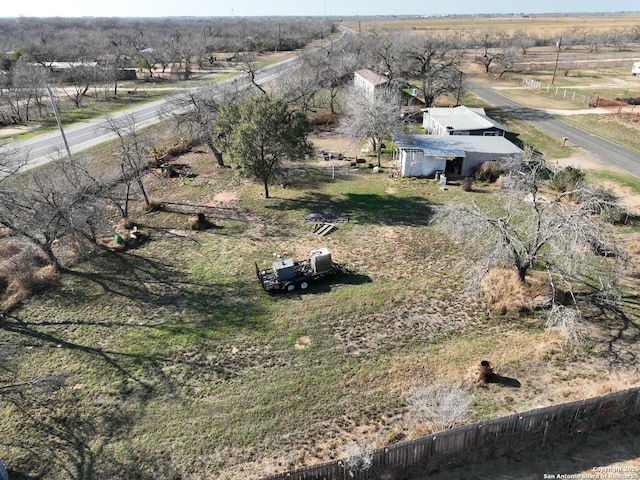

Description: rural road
[6,55,305,172]
[4,28,353,173]
[465,81,640,178]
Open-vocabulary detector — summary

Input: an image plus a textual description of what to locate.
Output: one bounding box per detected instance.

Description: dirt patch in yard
[213,191,238,204]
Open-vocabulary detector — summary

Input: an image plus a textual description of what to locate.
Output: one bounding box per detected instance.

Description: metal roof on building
[393,133,522,157]
[354,69,388,86]
[423,105,510,133]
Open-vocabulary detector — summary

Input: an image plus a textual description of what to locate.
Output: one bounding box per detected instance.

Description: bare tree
[273,59,322,112]
[313,35,365,113]
[366,30,408,83]
[240,54,268,96]
[104,31,137,96]
[339,86,405,167]
[0,141,30,181]
[512,31,537,55]
[402,35,462,107]
[105,115,154,214]
[604,28,630,52]
[0,155,109,269]
[585,32,606,54]
[430,161,625,323]
[495,47,522,78]
[170,80,244,167]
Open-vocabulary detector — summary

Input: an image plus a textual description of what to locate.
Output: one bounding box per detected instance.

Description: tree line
[0,17,336,125]
[3,17,640,126]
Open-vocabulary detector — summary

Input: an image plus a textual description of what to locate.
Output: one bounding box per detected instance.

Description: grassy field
[1,133,640,479]
[346,14,640,37]
[3,15,640,479]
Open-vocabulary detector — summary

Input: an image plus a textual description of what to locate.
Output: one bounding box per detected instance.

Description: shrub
[408,383,472,432]
[473,161,503,182]
[0,244,58,311]
[342,443,374,478]
[549,165,585,192]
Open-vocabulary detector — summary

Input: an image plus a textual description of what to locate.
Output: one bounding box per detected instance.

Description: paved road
[5,28,351,172]
[465,81,640,178]
[8,58,303,171]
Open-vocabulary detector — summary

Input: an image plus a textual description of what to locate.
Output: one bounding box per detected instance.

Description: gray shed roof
[423,105,510,132]
[393,133,522,157]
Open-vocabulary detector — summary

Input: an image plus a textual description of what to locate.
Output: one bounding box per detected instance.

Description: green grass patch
[562,114,640,154]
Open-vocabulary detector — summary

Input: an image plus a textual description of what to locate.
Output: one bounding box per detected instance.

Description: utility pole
[551,36,562,85]
[46,85,72,158]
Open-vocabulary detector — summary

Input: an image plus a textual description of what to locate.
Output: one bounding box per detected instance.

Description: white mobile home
[393,134,522,178]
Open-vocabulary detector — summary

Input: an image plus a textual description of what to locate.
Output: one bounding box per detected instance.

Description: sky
[0,0,638,18]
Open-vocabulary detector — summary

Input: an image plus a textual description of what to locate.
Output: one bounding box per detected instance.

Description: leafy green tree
[215,95,312,198]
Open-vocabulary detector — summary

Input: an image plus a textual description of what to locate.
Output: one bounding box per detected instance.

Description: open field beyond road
[346,13,640,37]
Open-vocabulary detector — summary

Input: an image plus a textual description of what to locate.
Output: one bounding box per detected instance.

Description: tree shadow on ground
[278,191,433,227]
[62,250,267,330]
[583,294,640,365]
[3,382,179,480]
[487,105,558,124]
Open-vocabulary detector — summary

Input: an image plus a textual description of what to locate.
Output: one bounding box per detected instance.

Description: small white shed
[393,134,522,178]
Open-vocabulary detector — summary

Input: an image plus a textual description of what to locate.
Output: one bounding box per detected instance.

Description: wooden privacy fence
[261,387,640,480]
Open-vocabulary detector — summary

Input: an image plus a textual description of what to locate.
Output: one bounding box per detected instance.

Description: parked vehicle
[632,62,640,76]
[255,247,342,292]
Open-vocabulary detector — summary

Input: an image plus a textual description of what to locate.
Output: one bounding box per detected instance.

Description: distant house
[353,69,388,98]
[45,61,99,73]
[392,133,522,178]
[422,105,509,137]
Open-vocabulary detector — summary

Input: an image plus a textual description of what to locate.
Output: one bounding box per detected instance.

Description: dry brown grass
[0,240,59,310]
[481,268,552,315]
[350,14,640,38]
